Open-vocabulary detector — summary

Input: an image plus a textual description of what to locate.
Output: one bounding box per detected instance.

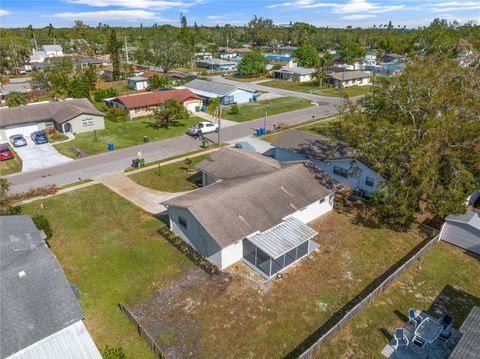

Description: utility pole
[264,104,268,131]
[124,36,129,64]
[217,106,222,144]
[226,34,229,53]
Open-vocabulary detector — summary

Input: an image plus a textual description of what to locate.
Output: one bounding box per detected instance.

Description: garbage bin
[138,158,145,167]
[202,139,209,148]
[143,136,149,143]
[108,143,114,151]
[132,159,139,168]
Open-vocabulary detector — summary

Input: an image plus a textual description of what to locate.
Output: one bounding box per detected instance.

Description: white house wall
[226,89,255,104]
[64,114,105,134]
[220,240,243,270]
[168,206,223,267]
[274,148,382,194]
[289,194,333,224]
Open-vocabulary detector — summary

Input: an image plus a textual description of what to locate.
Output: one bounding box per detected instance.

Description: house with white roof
[180,79,258,105]
[272,66,315,82]
[127,76,148,91]
[30,45,64,63]
[325,70,371,88]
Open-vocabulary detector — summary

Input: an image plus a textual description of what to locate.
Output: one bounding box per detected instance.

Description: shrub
[228,103,239,115]
[106,107,129,123]
[100,346,126,359]
[32,214,53,239]
[158,226,220,275]
[93,88,119,102]
[0,205,23,216]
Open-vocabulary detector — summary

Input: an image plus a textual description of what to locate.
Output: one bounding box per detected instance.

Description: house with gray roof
[272,66,315,82]
[272,129,383,195]
[0,98,104,142]
[326,70,372,88]
[449,306,480,359]
[195,58,238,71]
[163,149,336,277]
[440,210,480,255]
[127,76,148,91]
[180,79,258,105]
[0,215,101,359]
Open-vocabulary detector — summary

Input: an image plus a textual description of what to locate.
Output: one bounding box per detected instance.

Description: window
[135,107,146,113]
[223,95,235,105]
[44,121,54,128]
[365,176,375,187]
[333,166,348,178]
[178,216,187,229]
[319,197,325,204]
[82,118,94,126]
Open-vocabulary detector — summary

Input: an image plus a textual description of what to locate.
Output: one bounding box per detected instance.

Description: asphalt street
[6,80,342,193]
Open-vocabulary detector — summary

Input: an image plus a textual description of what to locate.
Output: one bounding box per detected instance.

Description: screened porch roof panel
[247,217,318,258]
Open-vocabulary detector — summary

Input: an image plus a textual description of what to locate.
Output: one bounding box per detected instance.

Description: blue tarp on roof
[265,55,292,61]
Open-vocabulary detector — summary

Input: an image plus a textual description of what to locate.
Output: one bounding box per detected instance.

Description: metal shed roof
[247,217,317,259]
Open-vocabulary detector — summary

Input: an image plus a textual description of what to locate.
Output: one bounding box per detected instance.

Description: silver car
[9,134,27,147]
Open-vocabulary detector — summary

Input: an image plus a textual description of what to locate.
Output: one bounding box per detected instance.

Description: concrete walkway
[96,173,186,214]
[193,110,238,128]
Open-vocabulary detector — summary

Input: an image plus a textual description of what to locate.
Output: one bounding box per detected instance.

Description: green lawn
[262,80,372,97]
[315,242,480,358]
[23,185,193,358]
[54,115,203,158]
[222,96,313,122]
[128,154,208,192]
[0,144,22,176]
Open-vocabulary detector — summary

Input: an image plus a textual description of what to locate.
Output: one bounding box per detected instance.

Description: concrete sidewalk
[96,173,187,214]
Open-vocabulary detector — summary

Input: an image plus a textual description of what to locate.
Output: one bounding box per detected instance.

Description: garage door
[4,124,73,172]
[186,101,199,112]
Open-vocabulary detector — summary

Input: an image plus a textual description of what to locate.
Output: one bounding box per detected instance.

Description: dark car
[0,145,14,161]
[9,134,27,147]
[31,130,49,144]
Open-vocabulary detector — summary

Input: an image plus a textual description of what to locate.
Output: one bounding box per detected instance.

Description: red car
[0,145,14,161]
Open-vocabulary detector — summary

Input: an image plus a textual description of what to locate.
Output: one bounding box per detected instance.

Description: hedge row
[158,226,219,275]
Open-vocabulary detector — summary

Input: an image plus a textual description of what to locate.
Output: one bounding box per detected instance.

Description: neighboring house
[440,211,480,255]
[163,149,336,276]
[217,47,251,59]
[180,79,258,105]
[264,54,297,68]
[449,306,480,359]
[380,53,406,63]
[195,58,238,71]
[363,63,405,77]
[0,215,101,359]
[30,45,64,63]
[106,89,203,119]
[272,67,315,82]
[0,82,33,102]
[325,70,372,88]
[0,98,104,141]
[333,62,362,71]
[272,130,382,195]
[194,52,213,60]
[127,76,148,91]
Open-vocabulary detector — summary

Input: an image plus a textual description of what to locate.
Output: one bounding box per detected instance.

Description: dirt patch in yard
[125,207,427,359]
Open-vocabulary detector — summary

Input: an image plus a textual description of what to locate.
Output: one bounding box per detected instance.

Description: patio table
[415,317,444,343]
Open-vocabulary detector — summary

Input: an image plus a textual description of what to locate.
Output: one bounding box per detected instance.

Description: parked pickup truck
[187,122,219,136]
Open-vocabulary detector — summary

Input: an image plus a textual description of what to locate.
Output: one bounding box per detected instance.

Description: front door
[64,122,72,133]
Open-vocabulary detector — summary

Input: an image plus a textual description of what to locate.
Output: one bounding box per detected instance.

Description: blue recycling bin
[108,143,114,151]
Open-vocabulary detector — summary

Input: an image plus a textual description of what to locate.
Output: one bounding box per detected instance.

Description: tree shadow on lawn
[142,119,186,129]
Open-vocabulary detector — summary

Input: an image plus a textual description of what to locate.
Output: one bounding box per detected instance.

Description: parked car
[9,134,27,147]
[0,145,14,161]
[187,122,219,136]
[31,130,49,144]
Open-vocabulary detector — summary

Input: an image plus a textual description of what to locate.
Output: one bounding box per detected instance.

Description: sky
[0,0,479,28]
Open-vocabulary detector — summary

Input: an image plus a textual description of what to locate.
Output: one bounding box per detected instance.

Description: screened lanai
[242,217,319,278]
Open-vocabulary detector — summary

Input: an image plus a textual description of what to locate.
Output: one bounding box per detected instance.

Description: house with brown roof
[163,148,336,276]
[0,98,104,141]
[106,89,203,119]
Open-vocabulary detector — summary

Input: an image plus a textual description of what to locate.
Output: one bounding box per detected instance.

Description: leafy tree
[312,53,334,87]
[153,99,189,128]
[106,29,121,80]
[207,97,221,116]
[105,107,128,122]
[32,214,53,240]
[336,57,480,225]
[148,74,171,89]
[228,103,239,115]
[68,74,91,98]
[140,34,193,73]
[237,49,268,76]
[6,92,27,107]
[292,44,320,68]
[93,88,118,102]
[337,41,366,64]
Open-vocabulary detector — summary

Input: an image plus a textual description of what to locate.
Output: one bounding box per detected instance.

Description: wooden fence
[118,303,167,359]
[294,234,440,359]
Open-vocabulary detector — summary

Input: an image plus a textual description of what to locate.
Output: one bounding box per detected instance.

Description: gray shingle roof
[196,147,282,179]
[450,306,480,359]
[0,98,104,128]
[272,129,356,161]
[446,210,480,229]
[164,163,333,248]
[183,79,253,97]
[327,70,371,81]
[0,215,84,359]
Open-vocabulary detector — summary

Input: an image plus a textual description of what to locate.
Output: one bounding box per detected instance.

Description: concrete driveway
[4,125,72,172]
